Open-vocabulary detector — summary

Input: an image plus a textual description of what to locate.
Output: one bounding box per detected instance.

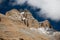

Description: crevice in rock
[0,17,1,22]
[0,38,4,40]
[19,38,24,40]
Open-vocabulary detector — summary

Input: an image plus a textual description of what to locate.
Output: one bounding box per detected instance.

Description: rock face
[39,20,52,28]
[6,9,39,28]
[0,9,59,40]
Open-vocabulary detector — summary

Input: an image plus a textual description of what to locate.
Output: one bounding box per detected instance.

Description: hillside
[0,9,60,40]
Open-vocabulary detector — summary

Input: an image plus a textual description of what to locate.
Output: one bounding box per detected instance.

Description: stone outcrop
[39,20,52,28]
[0,9,59,40]
[6,9,40,28]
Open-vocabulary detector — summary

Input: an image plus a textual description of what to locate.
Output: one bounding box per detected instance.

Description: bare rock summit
[0,9,59,40]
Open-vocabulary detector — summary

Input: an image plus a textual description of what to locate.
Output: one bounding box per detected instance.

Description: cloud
[15,0,60,21]
[15,0,27,5]
[0,0,3,4]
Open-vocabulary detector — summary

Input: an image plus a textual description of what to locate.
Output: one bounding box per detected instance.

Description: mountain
[0,9,60,40]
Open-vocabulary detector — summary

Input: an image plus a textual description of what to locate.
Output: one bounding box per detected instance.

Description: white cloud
[0,0,3,4]
[15,0,60,21]
[15,0,27,5]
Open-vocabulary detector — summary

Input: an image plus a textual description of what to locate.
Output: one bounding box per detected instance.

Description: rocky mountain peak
[6,9,20,16]
[0,9,53,29]
[0,9,59,40]
[39,20,52,28]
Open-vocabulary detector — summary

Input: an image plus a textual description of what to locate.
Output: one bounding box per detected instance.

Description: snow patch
[30,27,55,35]
[20,12,25,14]
[37,28,47,34]
[30,28,37,31]
[22,17,26,20]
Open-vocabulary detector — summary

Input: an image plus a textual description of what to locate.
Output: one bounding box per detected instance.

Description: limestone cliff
[0,9,60,40]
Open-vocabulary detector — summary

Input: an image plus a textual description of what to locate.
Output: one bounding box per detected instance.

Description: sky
[0,0,60,31]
